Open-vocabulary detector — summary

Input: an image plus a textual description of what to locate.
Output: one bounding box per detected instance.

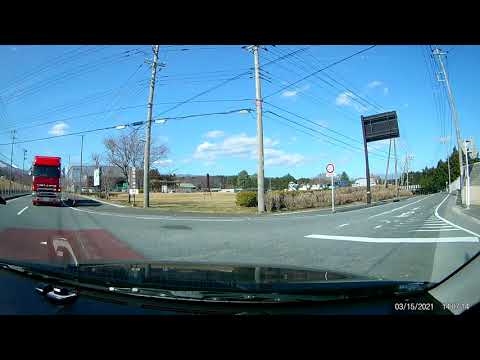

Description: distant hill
[0,159,27,179]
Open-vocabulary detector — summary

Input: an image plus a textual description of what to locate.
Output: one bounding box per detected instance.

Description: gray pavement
[1,192,479,283]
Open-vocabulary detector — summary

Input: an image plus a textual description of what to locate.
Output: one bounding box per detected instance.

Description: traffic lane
[0,195,145,263]
[62,198,445,281]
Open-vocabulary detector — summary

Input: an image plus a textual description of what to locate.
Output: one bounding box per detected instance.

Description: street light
[154,119,167,124]
[115,125,127,130]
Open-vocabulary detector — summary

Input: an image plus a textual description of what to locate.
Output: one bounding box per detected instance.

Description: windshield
[33,165,60,178]
[0,45,479,307]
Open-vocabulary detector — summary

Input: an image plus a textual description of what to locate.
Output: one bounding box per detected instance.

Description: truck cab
[31,156,62,206]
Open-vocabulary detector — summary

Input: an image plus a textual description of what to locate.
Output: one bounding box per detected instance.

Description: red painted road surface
[0,228,145,264]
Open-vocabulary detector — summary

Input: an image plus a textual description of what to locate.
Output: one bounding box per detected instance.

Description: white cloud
[193,133,302,167]
[157,135,169,143]
[281,84,310,98]
[48,122,69,136]
[335,91,367,113]
[403,103,409,108]
[383,87,389,95]
[10,47,17,52]
[282,90,298,97]
[181,158,192,164]
[204,130,224,139]
[154,159,173,167]
[367,80,383,89]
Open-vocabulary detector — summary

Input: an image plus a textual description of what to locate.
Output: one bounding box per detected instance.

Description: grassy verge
[93,191,257,214]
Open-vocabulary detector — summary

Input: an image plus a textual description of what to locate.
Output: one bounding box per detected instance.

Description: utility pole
[433,48,464,195]
[441,137,452,191]
[143,45,160,208]
[464,140,471,209]
[80,135,84,192]
[247,45,265,213]
[22,149,27,184]
[384,138,392,188]
[9,130,15,194]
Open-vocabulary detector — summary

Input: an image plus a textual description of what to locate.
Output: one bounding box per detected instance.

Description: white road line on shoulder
[434,194,480,238]
[338,223,350,228]
[17,206,28,215]
[68,206,242,222]
[368,194,435,219]
[304,234,478,243]
[413,229,460,232]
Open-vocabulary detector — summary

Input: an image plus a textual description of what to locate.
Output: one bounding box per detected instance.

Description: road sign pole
[361,115,372,204]
[331,175,335,212]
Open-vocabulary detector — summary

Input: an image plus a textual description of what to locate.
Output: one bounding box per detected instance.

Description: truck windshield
[33,165,60,178]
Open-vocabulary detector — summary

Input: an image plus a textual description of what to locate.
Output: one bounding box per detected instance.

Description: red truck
[31,156,63,206]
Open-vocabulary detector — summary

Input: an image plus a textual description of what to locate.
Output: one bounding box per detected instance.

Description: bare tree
[103,129,168,201]
[91,153,102,168]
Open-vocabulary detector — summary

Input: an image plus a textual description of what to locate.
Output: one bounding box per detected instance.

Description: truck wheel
[32,201,37,206]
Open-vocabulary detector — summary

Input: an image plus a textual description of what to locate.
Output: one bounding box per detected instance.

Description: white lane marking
[338,223,350,228]
[17,206,28,215]
[381,220,391,224]
[368,194,435,219]
[78,195,125,208]
[304,234,478,243]
[420,225,455,228]
[434,194,480,238]
[413,229,461,232]
[40,241,47,245]
[374,225,382,229]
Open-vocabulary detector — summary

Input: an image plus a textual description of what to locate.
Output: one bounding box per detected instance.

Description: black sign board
[362,111,399,143]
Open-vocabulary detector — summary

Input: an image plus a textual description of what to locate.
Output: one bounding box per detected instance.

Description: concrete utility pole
[9,130,15,194]
[440,136,452,191]
[464,140,471,209]
[143,45,160,208]
[22,149,27,184]
[361,115,371,204]
[80,135,84,192]
[433,48,464,194]
[250,45,265,213]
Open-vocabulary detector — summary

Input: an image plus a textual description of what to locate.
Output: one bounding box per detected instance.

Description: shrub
[236,191,257,207]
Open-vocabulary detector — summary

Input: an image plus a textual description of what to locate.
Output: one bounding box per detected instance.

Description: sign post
[361,111,400,205]
[326,163,335,213]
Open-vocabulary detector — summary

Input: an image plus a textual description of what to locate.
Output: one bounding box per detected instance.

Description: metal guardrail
[0,181,31,199]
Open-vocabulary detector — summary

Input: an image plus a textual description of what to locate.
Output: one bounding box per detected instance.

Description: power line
[0,104,147,135]
[265,110,388,160]
[267,46,384,112]
[154,47,309,117]
[0,108,254,146]
[2,49,144,104]
[264,45,377,99]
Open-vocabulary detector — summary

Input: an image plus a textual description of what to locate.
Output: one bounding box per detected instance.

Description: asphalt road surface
[1,193,479,283]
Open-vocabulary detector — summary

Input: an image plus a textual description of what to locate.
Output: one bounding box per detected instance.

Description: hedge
[236,191,257,207]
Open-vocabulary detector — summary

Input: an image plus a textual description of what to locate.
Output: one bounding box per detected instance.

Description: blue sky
[0,45,478,179]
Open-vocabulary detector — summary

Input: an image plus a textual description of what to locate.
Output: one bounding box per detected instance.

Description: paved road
[1,193,479,283]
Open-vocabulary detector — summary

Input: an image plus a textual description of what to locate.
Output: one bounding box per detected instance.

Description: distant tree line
[407,147,478,193]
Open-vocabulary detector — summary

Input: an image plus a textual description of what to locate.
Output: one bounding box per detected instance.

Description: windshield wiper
[0,259,435,304]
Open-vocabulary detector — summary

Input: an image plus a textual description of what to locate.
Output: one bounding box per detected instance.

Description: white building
[288,182,299,191]
[352,177,378,187]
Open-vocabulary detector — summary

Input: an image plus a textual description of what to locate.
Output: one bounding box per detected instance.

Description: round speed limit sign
[326,163,335,174]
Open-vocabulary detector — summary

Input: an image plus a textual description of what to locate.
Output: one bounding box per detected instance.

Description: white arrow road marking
[395,211,416,218]
[368,194,435,219]
[52,238,79,266]
[304,234,478,243]
[17,206,28,215]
